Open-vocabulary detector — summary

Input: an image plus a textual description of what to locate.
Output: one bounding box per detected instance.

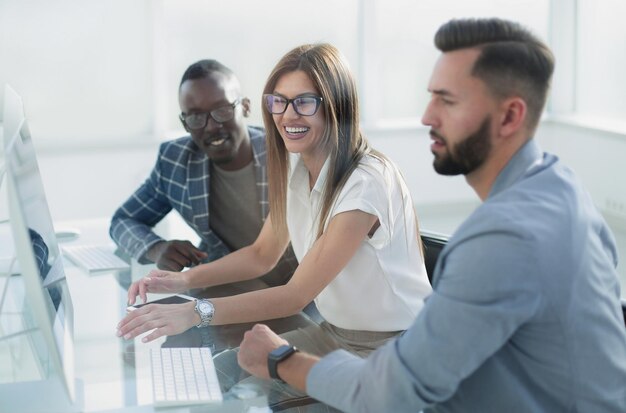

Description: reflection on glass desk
[78,268,311,412]
[1,221,322,412]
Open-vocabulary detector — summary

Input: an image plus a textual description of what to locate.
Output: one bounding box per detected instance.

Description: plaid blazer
[109,126,297,284]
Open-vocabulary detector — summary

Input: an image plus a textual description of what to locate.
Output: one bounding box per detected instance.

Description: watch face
[198,301,213,314]
[271,345,295,359]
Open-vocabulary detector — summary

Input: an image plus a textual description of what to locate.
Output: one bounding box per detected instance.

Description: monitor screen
[1,86,77,405]
[0,84,24,220]
[0,128,4,189]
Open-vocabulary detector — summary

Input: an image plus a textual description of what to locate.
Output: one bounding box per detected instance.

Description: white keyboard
[62,245,129,273]
[150,347,223,407]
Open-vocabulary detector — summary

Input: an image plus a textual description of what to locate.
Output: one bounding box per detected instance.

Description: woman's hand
[116,301,199,343]
[127,269,190,305]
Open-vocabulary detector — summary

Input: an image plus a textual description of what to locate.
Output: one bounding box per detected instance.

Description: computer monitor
[0,84,24,216]
[2,85,25,144]
[1,85,26,275]
[0,86,81,412]
[0,128,4,190]
[1,125,5,216]
[0,84,26,286]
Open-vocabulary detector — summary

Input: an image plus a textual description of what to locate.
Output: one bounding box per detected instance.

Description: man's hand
[127,269,190,305]
[237,324,289,379]
[146,240,208,271]
[238,324,319,391]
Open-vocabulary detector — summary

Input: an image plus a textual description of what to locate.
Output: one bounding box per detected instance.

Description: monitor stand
[0,377,84,413]
[0,251,17,313]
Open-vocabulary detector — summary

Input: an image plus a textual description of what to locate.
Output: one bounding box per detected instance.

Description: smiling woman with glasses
[179,98,241,130]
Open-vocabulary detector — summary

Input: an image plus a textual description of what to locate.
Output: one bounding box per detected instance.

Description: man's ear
[241,97,251,117]
[498,97,527,138]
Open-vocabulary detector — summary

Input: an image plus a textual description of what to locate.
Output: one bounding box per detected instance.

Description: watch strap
[268,345,298,382]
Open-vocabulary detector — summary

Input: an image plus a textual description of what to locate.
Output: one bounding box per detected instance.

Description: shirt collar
[289,154,331,194]
[488,139,544,199]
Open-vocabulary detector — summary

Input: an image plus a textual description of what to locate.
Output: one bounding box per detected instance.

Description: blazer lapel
[188,149,211,239]
[251,133,269,221]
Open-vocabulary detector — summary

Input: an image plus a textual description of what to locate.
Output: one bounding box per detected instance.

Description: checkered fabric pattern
[109,126,297,278]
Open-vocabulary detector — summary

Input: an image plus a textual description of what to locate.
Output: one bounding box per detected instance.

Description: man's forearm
[277,352,320,392]
[143,240,165,263]
[111,217,163,262]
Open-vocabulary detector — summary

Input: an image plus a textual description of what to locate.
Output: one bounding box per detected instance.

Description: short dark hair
[179,59,235,88]
[435,18,554,132]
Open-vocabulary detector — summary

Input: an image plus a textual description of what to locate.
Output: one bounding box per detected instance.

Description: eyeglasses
[263,94,323,116]
[179,99,240,130]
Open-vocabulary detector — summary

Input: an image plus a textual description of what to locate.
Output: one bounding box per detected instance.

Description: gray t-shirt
[209,161,261,251]
[209,162,291,287]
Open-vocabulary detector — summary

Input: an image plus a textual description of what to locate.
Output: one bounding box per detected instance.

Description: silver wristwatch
[194,299,215,328]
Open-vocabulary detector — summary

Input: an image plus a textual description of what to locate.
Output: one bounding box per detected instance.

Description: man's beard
[432,116,492,176]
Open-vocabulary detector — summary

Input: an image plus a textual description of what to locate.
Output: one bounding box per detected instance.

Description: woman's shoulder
[333,155,398,203]
[352,153,397,183]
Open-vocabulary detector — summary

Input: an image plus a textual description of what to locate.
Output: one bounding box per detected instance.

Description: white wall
[538,120,626,228]
[0,1,155,147]
[36,144,160,221]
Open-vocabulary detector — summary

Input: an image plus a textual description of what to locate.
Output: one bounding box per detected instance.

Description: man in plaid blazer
[110,60,296,288]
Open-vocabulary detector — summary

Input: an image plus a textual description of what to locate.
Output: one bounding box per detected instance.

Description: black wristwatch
[268,345,298,382]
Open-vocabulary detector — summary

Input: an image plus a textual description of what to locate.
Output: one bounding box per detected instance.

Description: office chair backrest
[420,230,448,284]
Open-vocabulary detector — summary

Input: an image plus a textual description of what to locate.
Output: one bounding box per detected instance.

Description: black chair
[420,230,449,283]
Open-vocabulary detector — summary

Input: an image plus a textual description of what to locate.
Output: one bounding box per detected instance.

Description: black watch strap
[268,345,298,382]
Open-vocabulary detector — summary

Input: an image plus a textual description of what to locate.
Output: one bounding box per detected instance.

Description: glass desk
[0,219,323,412]
[1,263,323,412]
